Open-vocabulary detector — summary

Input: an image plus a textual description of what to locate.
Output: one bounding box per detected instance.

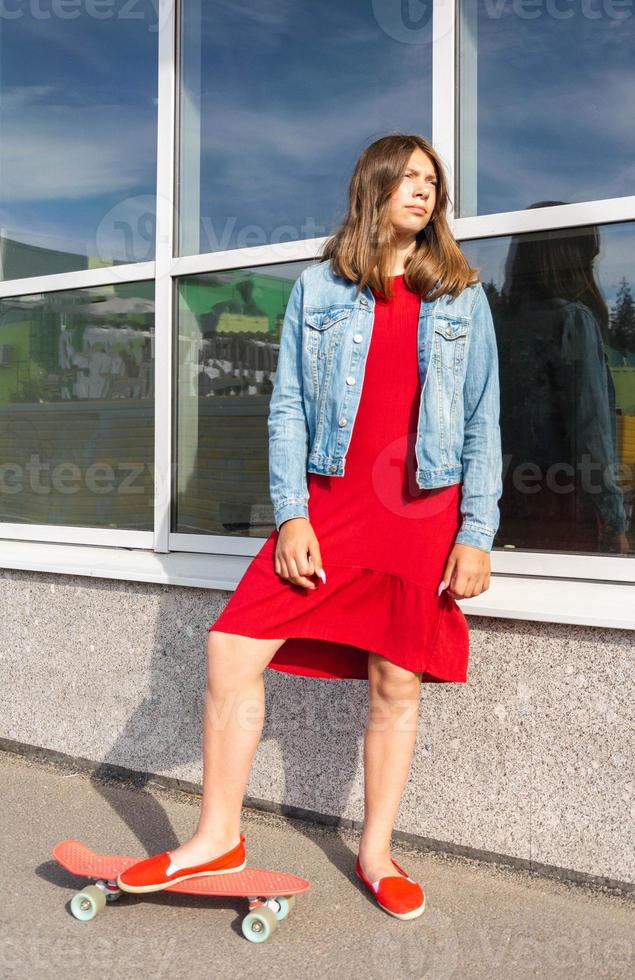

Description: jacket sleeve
[454,284,503,552]
[267,271,311,530]
[560,303,627,537]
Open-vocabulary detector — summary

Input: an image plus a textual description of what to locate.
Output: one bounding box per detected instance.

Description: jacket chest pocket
[432,316,469,376]
[304,306,352,395]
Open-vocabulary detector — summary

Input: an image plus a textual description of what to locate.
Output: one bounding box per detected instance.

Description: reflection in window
[462,220,634,556]
[175,263,308,535]
[459,1,635,216]
[178,0,432,255]
[0,3,158,280]
[0,283,155,529]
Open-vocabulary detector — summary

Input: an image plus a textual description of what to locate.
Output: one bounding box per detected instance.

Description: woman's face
[388,147,437,240]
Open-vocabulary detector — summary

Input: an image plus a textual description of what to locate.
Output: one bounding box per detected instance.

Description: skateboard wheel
[241,905,279,943]
[70,884,107,921]
[273,895,296,920]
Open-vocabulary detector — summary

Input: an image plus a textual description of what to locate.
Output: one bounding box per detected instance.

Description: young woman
[116,134,503,922]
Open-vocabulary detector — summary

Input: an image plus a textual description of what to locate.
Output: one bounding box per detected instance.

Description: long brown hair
[320,134,480,300]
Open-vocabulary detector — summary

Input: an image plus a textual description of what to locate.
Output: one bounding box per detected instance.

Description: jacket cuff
[454,522,496,553]
[274,498,309,530]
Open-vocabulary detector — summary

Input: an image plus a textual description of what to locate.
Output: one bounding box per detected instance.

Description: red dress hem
[208,555,469,684]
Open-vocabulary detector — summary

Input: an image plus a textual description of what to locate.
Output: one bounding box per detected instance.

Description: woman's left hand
[439,543,491,600]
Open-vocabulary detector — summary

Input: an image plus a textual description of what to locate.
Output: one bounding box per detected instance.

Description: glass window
[0,3,158,281]
[174,262,310,535]
[461,220,634,556]
[458,1,635,216]
[0,282,155,530]
[178,0,433,256]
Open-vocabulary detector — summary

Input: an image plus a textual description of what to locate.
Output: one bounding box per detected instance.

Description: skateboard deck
[53,839,310,943]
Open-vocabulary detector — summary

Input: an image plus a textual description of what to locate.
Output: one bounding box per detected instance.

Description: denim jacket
[267,259,503,552]
[498,296,627,538]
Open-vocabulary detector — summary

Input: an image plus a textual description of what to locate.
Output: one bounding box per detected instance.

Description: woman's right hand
[275,518,326,590]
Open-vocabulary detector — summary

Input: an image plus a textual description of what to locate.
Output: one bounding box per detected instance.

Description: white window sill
[0,539,633,631]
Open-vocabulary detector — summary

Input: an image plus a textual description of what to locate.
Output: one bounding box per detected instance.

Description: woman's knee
[206,629,282,688]
[207,630,253,687]
[368,654,421,703]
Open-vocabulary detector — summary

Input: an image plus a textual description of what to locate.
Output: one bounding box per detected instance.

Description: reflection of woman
[498,205,629,554]
[117,136,502,921]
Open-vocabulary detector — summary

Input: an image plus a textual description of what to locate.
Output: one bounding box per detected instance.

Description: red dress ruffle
[208,274,470,682]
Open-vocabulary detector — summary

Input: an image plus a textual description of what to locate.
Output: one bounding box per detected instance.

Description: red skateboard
[53,839,310,943]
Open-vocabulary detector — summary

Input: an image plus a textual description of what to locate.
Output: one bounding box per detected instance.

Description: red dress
[208,274,470,683]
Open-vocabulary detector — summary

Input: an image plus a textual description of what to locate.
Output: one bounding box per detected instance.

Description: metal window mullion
[170,237,327,279]
[0,262,155,299]
[432,0,457,229]
[454,195,635,241]
[0,524,152,549]
[457,0,477,217]
[153,0,178,554]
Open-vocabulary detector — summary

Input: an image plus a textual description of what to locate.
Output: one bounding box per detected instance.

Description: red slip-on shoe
[356,853,426,920]
[116,834,247,893]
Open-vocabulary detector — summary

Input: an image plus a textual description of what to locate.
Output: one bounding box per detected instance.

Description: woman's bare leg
[165,630,286,868]
[358,652,422,883]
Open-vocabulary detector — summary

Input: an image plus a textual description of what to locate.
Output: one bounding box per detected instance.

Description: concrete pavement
[1,749,633,979]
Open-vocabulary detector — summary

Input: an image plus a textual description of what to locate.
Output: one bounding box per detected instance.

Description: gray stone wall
[1,567,632,887]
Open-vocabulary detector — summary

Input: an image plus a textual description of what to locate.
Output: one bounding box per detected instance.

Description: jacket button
[360,298,368,306]
[346,375,355,385]
[329,464,337,472]
[353,333,363,343]
[338,417,347,426]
